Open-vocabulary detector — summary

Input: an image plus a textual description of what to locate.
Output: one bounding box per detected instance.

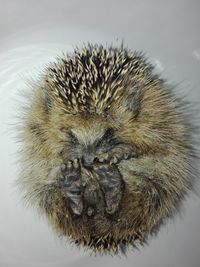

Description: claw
[97,152,109,163]
[110,156,118,165]
[71,201,83,215]
[73,158,79,169]
[87,206,95,216]
[67,160,72,170]
[124,153,129,160]
[61,164,66,171]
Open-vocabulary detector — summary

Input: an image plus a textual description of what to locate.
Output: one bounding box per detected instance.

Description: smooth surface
[0,0,200,266]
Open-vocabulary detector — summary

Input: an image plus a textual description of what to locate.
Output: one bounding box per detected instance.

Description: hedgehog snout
[81,152,97,167]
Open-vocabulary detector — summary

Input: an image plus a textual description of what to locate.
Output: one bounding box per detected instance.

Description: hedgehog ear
[43,89,53,109]
[123,86,141,116]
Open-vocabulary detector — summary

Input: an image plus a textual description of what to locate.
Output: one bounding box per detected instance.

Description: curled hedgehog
[16,43,197,254]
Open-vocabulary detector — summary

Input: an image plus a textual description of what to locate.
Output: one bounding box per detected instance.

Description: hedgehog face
[48,112,120,160]
[67,126,119,167]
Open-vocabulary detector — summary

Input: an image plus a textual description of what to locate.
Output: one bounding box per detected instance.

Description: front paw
[59,159,84,216]
[96,144,136,165]
[93,164,124,215]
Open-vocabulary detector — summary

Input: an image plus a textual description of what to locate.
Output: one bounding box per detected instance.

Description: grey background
[0,0,200,266]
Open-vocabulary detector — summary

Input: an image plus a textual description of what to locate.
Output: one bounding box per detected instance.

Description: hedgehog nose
[82,153,95,167]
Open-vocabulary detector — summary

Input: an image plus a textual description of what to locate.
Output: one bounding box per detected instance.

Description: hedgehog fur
[16,43,197,255]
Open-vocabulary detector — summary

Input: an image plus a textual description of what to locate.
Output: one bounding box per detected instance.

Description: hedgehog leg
[59,159,83,215]
[93,164,124,215]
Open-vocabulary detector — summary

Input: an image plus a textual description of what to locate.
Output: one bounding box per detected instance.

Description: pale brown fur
[16,44,197,254]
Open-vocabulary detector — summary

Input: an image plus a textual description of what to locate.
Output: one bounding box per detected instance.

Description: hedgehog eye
[102,128,115,140]
[68,131,79,145]
[96,128,116,147]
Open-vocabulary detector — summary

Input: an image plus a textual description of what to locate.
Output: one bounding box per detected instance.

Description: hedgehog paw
[59,159,83,215]
[109,144,137,165]
[96,144,136,165]
[93,163,124,215]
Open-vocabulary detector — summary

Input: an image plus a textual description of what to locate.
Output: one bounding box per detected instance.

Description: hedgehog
[16,43,197,255]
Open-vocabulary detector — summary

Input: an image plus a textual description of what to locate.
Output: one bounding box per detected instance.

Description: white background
[0,0,200,266]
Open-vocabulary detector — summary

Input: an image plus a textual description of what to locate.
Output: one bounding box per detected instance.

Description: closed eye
[95,128,121,148]
[102,128,115,140]
[69,131,79,145]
